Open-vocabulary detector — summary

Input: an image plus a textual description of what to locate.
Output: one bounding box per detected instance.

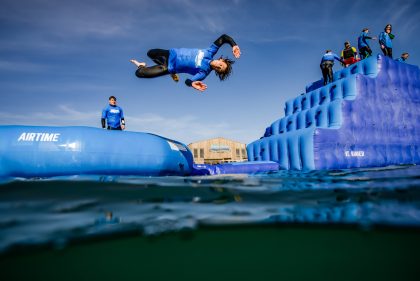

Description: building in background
[188,137,248,164]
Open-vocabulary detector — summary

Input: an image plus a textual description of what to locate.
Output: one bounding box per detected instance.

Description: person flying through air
[130,34,241,92]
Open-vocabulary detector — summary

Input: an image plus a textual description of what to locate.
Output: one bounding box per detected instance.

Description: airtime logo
[17,132,60,142]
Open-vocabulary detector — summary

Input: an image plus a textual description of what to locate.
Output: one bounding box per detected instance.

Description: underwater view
[1,165,419,280]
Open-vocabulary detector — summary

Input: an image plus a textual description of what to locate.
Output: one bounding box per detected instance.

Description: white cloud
[0,105,253,144]
[0,60,51,72]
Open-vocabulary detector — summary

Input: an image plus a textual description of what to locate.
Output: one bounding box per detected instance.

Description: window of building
[236,148,240,158]
[193,148,198,158]
[200,148,204,158]
[242,148,247,158]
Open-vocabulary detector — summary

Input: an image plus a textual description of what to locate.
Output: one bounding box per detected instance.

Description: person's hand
[192,81,207,92]
[380,44,385,49]
[232,45,241,58]
[372,36,378,40]
[121,125,125,130]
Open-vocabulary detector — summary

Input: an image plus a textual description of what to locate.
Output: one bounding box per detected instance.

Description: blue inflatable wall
[247,55,420,170]
[0,126,193,178]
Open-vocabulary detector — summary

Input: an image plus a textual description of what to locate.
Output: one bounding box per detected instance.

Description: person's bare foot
[129,59,146,68]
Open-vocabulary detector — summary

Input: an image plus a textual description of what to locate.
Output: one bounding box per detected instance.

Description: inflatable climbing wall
[247,55,420,170]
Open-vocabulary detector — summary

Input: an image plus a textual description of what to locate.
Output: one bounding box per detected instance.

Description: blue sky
[1,0,419,145]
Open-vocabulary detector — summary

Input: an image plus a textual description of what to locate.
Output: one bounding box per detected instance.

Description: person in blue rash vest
[379,24,395,58]
[130,34,241,92]
[320,50,344,85]
[396,52,409,63]
[358,28,376,60]
[101,96,125,130]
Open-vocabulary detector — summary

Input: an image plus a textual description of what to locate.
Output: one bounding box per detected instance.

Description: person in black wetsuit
[320,50,344,85]
[129,34,241,92]
[358,28,376,60]
[379,24,395,58]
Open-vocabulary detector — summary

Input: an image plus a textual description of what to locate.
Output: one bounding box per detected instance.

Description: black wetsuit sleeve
[121,118,125,126]
[185,79,193,87]
[213,34,237,48]
[101,118,106,128]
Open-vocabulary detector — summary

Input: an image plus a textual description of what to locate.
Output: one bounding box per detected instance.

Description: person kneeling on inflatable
[341,41,360,67]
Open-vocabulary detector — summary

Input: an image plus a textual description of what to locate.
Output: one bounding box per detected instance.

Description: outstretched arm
[185,71,209,92]
[214,34,241,58]
[191,81,207,92]
[185,79,208,92]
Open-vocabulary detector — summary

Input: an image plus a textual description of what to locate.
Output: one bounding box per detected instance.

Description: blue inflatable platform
[192,161,280,175]
[0,126,193,178]
[247,55,420,170]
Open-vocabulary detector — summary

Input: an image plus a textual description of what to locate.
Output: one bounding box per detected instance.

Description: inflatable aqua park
[0,126,193,178]
[247,55,420,170]
[0,55,419,178]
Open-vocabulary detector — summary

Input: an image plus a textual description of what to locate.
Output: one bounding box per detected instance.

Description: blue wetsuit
[135,34,237,87]
[101,105,125,130]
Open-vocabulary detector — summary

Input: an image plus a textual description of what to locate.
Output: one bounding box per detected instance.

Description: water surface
[1,165,420,253]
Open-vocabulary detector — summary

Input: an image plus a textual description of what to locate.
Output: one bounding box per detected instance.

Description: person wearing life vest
[379,24,395,58]
[358,28,376,60]
[129,34,241,93]
[340,41,360,67]
[320,50,344,85]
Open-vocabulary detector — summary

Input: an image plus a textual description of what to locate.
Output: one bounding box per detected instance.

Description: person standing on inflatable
[101,96,125,130]
[130,34,241,92]
[358,28,376,60]
[320,50,343,85]
[379,24,395,58]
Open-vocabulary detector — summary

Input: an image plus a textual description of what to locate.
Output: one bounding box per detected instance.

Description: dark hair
[385,24,392,31]
[362,28,369,32]
[109,96,117,101]
[214,56,235,81]
[325,50,332,53]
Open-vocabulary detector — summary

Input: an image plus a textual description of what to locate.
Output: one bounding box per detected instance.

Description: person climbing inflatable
[320,50,343,85]
[130,34,241,92]
[340,41,360,67]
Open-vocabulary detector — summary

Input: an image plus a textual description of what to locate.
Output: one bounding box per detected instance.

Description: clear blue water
[1,165,420,253]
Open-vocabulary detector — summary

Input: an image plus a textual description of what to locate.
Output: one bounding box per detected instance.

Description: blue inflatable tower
[247,55,420,170]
